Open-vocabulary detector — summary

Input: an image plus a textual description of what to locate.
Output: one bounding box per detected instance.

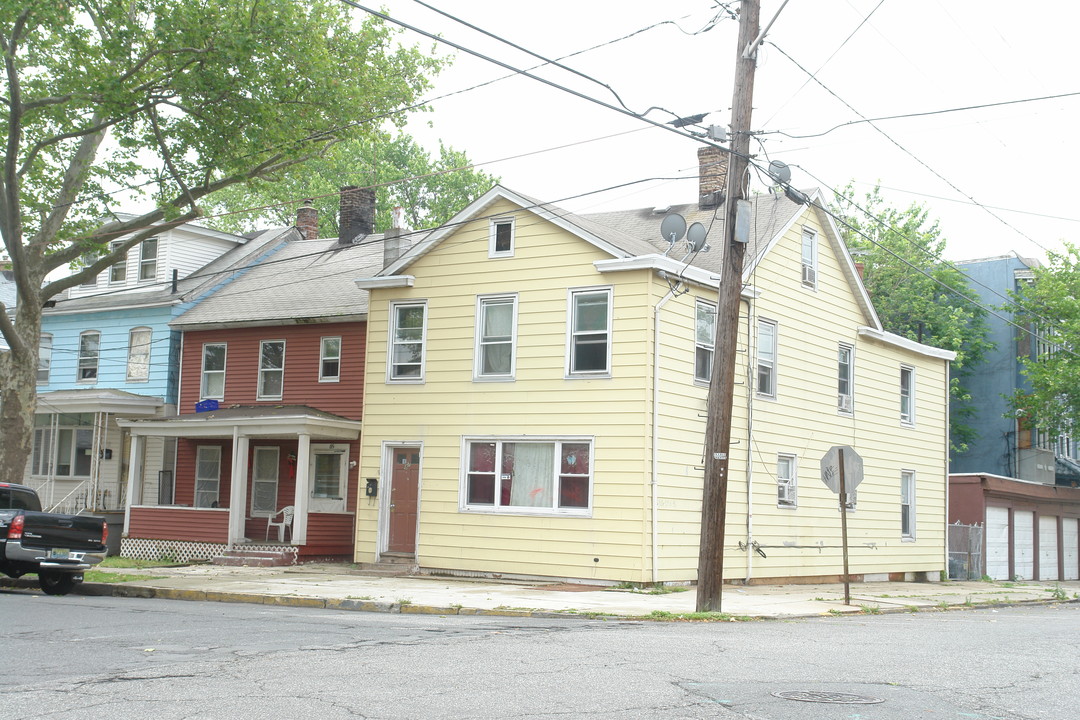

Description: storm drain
[772,691,885,705]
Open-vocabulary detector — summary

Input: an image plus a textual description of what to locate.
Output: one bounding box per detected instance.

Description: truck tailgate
[20,512,106,552]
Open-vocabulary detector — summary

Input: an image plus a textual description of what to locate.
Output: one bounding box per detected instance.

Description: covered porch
[117,406,361,563]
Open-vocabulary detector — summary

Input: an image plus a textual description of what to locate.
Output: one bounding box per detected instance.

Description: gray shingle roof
[172,234,391,327]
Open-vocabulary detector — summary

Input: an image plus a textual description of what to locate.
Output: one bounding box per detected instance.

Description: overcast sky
[364,0,1080,264]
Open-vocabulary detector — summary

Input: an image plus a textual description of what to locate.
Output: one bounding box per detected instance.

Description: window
[80,274,97,288]
[195,446,221,508]
[900,365,915,425]
[695,300,716,383]
[77,331,100,382]
[901,470,916,539]
[801,228,817,288]
[250,446,279,516]
[777,453,797,508]
[31,413,94,478]
[109,242,127,284]
[127,327,152,382]
[319,336,341,382]
[310,444,348,511]
[756,319,777,398]
[475,295,517,379]
[139,237,158,281]
[389,301,427,381]
[489,217,515,257]
[37,334,52,384]
[837,343,854,413]
[568,288,611,376]
[258,340,285,399]
[201,343,226,399]
[464,438,592,514]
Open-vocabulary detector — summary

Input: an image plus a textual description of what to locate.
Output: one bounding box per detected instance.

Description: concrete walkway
[8,563,1080,619]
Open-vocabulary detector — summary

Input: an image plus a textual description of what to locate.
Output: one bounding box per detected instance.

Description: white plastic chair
[266,505,295,542]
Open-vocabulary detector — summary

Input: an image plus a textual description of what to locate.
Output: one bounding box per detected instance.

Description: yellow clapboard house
[353,149,954,585]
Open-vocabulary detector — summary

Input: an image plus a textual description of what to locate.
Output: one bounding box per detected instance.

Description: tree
[203,133,499,236]
[1008,243,1080,439]
[831,185,992,453]
[0,1,444,483]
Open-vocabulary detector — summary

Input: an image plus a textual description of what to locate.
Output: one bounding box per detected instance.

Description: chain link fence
[948,522,984,580]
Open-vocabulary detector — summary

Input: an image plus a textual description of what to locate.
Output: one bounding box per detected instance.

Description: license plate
[49,548,70,560]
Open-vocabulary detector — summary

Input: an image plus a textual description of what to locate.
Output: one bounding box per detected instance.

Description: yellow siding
[358,196,951,585]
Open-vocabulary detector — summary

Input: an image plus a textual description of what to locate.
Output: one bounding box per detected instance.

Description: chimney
[854,261,865,280]
[698,145,728,210]
[339,185,376,246]
[383,206,410,267]
[296,199,318,241]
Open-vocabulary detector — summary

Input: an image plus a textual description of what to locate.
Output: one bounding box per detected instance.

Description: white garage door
[1014,510,1035,580]
[986,506,1011,580]
[1039,515,1059,581]
[1064,518,1079,581]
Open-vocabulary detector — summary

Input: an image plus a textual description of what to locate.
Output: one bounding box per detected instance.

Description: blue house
[28,219,294,517]
[951,254,1080,485]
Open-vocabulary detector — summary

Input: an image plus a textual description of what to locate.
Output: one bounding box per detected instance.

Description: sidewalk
[9,563,1079,619]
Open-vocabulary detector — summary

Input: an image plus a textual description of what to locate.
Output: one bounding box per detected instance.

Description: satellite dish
[687,222,708,252]
[768,160,792,184]
[659,213,687,244]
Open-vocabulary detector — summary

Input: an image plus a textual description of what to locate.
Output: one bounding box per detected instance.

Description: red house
[118,190,410,563]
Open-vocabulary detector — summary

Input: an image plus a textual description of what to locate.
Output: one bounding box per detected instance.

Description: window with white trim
[258,340,285,399]
[801,228,817,288]
[31,413,94,478]
[195,445,221,508]
[127,327,152,382]
[37,334,52,384]
[568,288,611,376]
[464,438,592,514]
[310,444,348,512]
[489,217,515,257]
[901,469,916,539]
[695,300,716,383]
[900,365,915,425]
[777,453,797,508]
[201,343,226,399]
[837,343,854,414]
[475,295,516,379]
[139,237,158,281]
[756,319,777,398]
[389,301,427,381]
[109,242,127,284]
[251,446,279,516]
[77,331,100,382]
[319,336,341,382]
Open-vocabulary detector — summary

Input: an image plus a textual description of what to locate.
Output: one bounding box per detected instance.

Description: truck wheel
[38,572,76,596]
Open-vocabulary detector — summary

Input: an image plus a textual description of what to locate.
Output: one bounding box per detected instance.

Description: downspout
[175,331,184,415]
[744,297,755,582]
[651,280,680,584]
[943,358,952,580]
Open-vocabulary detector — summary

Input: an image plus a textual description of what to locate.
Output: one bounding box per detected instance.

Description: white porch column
[228,430,249,547]
[293,433,311,546]
[122,434,145,536]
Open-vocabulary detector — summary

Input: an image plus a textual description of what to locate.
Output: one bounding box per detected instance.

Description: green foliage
[1007,243,1080,438]
[831,185,993,453]
[203,134,498,235]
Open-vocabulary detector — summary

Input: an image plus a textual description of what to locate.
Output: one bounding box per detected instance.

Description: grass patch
[646,610,756,622]
[905,605,920,613]
[858,605,882,615]
[99,556,180,569]
[396,598,413,606]
[612,582,690,595]
[84,570,165,583]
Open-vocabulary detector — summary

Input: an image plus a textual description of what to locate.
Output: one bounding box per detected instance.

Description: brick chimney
[296,199,318,241]
[383,206,409,267]
[339,186,376,245]
[698,145,728,210]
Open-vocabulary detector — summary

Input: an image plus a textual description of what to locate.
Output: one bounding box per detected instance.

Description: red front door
[387,447,420,554]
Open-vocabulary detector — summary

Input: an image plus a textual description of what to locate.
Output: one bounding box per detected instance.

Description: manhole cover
[772,691,885,705]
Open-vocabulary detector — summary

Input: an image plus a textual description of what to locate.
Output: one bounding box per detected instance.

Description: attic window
[489,218,515,258]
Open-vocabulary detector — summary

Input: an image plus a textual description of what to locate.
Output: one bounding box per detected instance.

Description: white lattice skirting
[121,537,296,563]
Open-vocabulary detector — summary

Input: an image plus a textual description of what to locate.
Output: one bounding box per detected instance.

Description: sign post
[820,445,864,605]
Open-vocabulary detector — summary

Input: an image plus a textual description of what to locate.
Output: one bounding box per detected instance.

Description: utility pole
[696,0,760,613]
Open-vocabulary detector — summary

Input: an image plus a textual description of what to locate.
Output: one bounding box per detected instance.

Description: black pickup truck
[0,482,108,595]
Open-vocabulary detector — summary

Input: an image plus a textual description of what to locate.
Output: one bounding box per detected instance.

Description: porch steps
[212,549,298,567]
[352,552,418,576]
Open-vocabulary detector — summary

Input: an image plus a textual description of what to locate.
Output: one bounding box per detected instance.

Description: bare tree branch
[17,103,153,179]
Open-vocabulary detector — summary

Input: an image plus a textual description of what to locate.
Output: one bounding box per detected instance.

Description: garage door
[1014,510,1034,580]
[1064,518,1079,581]
[1038,515,1059,581]
[986,506,1010,580]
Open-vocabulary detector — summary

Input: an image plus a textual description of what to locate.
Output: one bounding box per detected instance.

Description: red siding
[299,513,356,558]
[129,506,229,542]
[179,322,366,419]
